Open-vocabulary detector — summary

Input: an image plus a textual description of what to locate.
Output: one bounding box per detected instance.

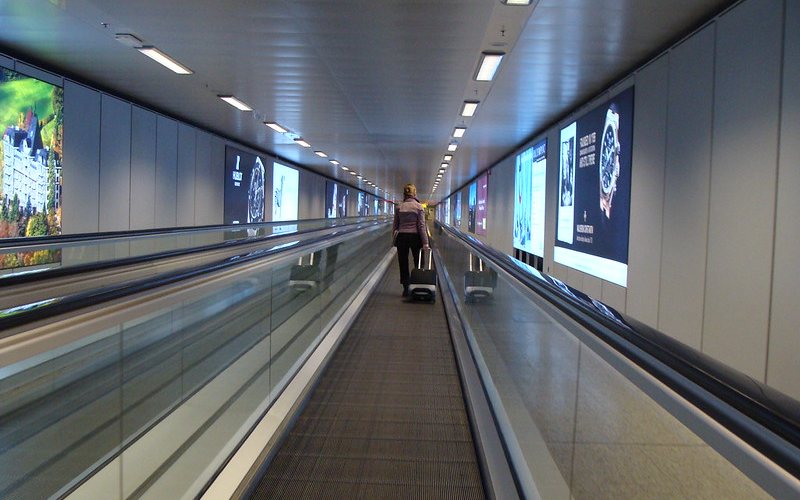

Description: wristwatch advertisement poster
[224,146,268,225]
[553,86,634,287]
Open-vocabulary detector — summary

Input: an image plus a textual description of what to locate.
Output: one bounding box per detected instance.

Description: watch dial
[600,123,617,194]
[248,159,265,222]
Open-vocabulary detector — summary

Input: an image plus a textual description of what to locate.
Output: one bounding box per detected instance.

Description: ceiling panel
[0,0,735,201]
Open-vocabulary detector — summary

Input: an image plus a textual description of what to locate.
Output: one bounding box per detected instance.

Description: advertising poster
[454,192,462,228]
[554,87,634,287]
[467,182,477,233]
[0,66,64,269]
[444,197,451,225]
[272,162,298,222]
[325,180,337,218]
[513,139,547,256]
[475,174,488,235]
[272,162,298,234]
[373,196,379,215]
[224,146,266,224]
[325,181,348,218]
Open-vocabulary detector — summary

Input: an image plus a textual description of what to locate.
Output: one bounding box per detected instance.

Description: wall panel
[99,95,131,232]
[487,156,514,256]
[208,136,225,225]
[659,26,716,350]
[62,81,100,234]
[768,1,800,399]
[193,131,213,225]
[299,170,325,220]
[155,116,178,228]
[627,57,667,325]
[704,0,782,379]
[130,106,157,230]
[176,124,196,226]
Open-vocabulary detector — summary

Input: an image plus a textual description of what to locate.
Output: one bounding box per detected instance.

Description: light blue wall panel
[487,156,514,256]
[62,81,100,234]
[627,58,667,326]
[704,0,782,379]
[14,62,61,86]
[659,26,715,350]
[130,106,156,230]
[193,131,213,225]
[768,1,800,399]
[99,95,131,231]
[176,124,196,227]
[208,136,225,225]
[155,116,178,228]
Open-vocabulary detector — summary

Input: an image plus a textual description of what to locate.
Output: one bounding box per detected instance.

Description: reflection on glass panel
[436,226,769,499]
[0,222,392,498]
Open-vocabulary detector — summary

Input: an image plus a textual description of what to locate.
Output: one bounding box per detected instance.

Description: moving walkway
[0,218,798,499]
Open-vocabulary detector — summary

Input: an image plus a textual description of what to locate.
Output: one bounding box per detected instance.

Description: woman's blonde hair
[403,183,417,198]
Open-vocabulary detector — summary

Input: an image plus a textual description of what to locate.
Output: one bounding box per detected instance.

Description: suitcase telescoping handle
[417,249,433,270]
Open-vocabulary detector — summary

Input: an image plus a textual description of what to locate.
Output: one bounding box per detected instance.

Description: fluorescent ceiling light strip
[219,95,253,111]
[330,160,340,166]
[265,122,288,133]
[294,138,311,148]
[453,127,466,138]
[440,163,448,169]
[447,144,458,152]
[461,101,479,117]
[341,166,349,171]
[475,52,504,81]
[137,46,193,74]
[444,155,453,162]
[314,151,327,158]
[501,0,532,5]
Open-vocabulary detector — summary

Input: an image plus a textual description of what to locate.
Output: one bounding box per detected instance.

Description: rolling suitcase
[289,253,321,291]
[408,249,436,301]
[464,254,497,301]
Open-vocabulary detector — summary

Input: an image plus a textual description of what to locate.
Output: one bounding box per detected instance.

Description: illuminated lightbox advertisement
[1,67,64,269]
[513,140,547,257]
[325,181,350,218]
[444,197,451,225]
[555,87,634,287]
[224,146,266,224]
[272,162,299,234]
[467,182,477,233]
[475,173,488,235]
[373,196,379,215]
[454,191,462,228]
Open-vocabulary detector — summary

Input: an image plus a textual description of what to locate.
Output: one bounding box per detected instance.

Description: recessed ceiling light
[265,122,288,133]
[218,95,252,111]
[330,159,340,166]
[444,155,453,162]
[440,163,448,169]
[461,101,479,117]
[356,175,363,179]
[115,33,143,48]
[341,166,349,171]
[453,127,466,138]
[501,0,532,5]
[475,52,504,81]
[294,138,311,148]
[138,46,193,74]
[447,144,458,152]
[349,171,357,175]
[314,150,327,158]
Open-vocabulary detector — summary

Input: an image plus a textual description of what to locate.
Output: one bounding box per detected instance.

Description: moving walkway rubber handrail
[0,216,384,250]
[0,221,387,335]
[435,221,800,479]
[0,218,383,287]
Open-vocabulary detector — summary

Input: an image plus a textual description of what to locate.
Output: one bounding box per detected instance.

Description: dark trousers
[396,232,423,286]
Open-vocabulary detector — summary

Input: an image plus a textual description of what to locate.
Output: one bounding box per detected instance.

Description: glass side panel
[435,226,769,499]
[0,216,387,279]
[0,223,391,499]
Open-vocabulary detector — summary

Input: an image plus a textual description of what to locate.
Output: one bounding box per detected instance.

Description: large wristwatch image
[599,105,620,219]
[248,157,265,223]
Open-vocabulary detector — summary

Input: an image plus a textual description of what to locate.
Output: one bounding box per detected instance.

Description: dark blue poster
[467,182,477,233]
[224,146,266,224]
[555,87,634,286]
